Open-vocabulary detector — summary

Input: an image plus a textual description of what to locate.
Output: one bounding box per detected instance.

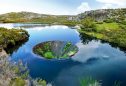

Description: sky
[0,0,126,15]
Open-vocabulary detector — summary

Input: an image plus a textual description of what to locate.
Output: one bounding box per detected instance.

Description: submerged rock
[33,41,78,59]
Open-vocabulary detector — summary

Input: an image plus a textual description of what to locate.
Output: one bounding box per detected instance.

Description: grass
[79,29,104,39]
[79,22,126,49]
[80,77,122,86]
[96,22,120,31]
[80,77,101,86]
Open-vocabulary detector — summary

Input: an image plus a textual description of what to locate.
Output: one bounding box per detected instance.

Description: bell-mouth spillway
[33,41,78,59]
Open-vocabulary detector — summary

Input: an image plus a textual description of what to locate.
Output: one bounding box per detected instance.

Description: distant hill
[0,11,48,19]
[0,12,54,23]
[0,11,76,24]
[0,8,126,24]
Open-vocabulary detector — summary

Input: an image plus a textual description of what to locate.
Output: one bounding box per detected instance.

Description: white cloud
[101,4,114,9]
[0,1,29,14]
[0,3,12,14]
[76,2,91,14]
[72,41,102,63]
[96,0,126,7]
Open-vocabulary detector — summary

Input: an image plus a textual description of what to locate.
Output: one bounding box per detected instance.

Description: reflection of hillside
[5,38,29,54]
[79,32,126,53]
[15,24,49,28]
[33,41,78,59]
[79,32,97,44]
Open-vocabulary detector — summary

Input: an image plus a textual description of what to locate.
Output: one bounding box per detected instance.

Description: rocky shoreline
[0,48,8,58]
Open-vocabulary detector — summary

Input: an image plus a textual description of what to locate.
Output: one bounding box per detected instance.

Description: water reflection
[53,58,126,86]
[71,33,126,63]
[0,23,48,29]
[79,32,126,53]
[79,32,98,44]
[5,38,29,54]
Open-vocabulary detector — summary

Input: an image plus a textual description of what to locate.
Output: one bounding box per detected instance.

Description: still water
[0,23,126,86]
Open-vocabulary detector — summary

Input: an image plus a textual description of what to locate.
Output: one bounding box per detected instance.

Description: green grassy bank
[79,21,126,49]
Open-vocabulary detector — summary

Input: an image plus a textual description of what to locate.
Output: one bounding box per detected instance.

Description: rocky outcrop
[0,48,8,58]
[77,8,126,22]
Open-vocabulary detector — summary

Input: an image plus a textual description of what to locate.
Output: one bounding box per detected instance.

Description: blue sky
[0,0,126,15]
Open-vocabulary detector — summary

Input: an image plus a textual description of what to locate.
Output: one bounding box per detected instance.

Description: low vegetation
[79,16,126,50]
[0,28,49,86]
[0,56,49,86]
[0,27,29,49]
[0,12,77,26]
[80,77,121,86]
[80,77,101,86]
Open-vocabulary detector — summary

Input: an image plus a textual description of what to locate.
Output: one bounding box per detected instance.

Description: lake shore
[78,29,126,51]
[0,27,29,50]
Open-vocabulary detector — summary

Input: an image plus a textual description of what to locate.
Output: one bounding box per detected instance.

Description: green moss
[9,78,25,86]
[63,42,71,51]
[35,79,47,86]
[44,52,54,59]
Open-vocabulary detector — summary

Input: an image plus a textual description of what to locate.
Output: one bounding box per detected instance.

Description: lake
[0,23,126,86]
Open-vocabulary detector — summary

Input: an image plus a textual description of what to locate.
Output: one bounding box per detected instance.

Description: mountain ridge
[0,8,126,23]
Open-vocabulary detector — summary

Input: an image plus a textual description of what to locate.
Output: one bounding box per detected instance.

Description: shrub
[104,18,113,23]
[96,21,103,24]
[0,56,48,86]
[120,20,126,25]
[81,17,96,32]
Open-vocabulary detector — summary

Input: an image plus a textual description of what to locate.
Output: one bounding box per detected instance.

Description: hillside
[78,8,126,23]
[0,8,126,25]
[78,8,126,50]
[0,11,77,25]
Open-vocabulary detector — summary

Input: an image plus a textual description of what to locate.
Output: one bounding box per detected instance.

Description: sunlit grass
[96,23,120,31]
[80,77,101,86]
